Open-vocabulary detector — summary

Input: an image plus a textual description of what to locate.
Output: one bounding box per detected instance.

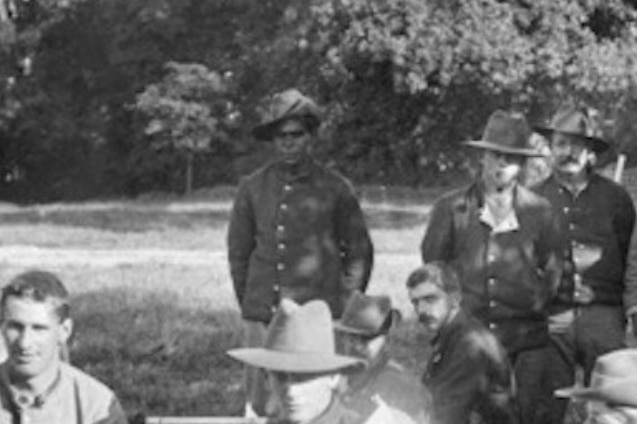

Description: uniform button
[489,323,497,330]
[284,185,292,191]
[569,223,575,231]
[563,207,569,213]
[488,278,496,286]
[489,300,497,307]
[277,225,285,232]
[280,203,288,211]
[273,285,280,293]
[271,305,277,314]
[278,243,286,250]
[277,263,285,271]
[487,254,496,263]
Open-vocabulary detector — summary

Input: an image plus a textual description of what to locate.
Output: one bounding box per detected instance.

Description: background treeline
[1,0,637,201]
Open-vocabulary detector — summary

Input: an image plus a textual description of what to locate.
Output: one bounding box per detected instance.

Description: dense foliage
[1,0,637,200]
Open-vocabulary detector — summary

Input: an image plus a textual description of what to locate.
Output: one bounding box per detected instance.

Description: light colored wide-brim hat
[334,291,400,336]
[555,348,637,407]
[465,110,545,157]
[533,106,609,154]
[251,88,323,141]
[228,299,363,373]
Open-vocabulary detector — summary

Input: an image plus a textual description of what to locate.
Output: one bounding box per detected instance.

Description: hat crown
[265,299,335,354]
[481,110,531,151]
[337,292,393,335]
[589,349,637,390]
[549,107,603,141]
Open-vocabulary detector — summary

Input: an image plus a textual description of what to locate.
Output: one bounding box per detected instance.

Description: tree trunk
[185,151,193,195]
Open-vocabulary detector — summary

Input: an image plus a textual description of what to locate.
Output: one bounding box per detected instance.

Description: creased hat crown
[555,348,637,407]
[465,110,543,157]
[251,89,322,141]
[228,299,363,373]
[334,292,398,336]
[534,106,608,153]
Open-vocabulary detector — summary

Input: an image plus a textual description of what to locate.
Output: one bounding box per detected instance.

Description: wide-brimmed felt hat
[465,110,544,157]
[334,292,400,336]
[555,349,637,407]
[251,89,323,141]
[228,299,363,373]
[534,106,609,154]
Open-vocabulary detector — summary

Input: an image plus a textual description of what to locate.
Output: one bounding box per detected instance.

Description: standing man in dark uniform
[227,88,374,416]
[533,106,636,424]
[407,262,517,424]
[420,111,562,424]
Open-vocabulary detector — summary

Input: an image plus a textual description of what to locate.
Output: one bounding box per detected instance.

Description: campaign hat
[228,299,363,373]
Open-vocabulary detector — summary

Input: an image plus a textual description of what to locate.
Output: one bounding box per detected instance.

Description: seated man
[335,291,431,423]
[555,348,637,424]
[0,270,127,424]
[406,262,518,424]
[228,299,415,424]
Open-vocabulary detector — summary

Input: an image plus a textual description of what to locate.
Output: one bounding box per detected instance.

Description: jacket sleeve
[335,181,374,294]
[537,202,564,296]
[421,197,454,263]
[428,332,517,424]
[227,180,256,307]
[614,188,636,267]
[624,222,637,316]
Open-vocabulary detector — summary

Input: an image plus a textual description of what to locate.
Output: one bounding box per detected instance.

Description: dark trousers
[543,305,626,424]
[510,346,550,424]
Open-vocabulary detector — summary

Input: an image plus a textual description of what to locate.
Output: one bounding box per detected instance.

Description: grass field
[0,186,437,418]
[0,185,633,422]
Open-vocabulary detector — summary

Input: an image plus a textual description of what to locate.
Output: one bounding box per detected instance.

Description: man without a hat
[334,292,431,423]
[407,261,517,424]
[421,110,563,424]
[533,105,636,424]
[227,88,374,416]
[0,270,127,424]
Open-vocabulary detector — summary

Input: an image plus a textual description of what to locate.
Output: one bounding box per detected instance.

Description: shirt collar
[479,202,520,233]
[0,362,63,411]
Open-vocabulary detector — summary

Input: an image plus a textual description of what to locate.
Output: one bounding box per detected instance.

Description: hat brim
[533,126,609,154]
[251,115,321,142]
[464,140,546,157]
[227,348,364,373]
[555,379,637,407]
[333,321,378,336]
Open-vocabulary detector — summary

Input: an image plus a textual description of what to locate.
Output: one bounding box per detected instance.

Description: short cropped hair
[1,270,70,321]
[405,261,461,296]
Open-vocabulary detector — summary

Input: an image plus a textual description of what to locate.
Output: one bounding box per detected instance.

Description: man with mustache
[407,262,517,424]
[420,110,562,424]
[533,106,636,424]
[0,270,127,424]
[227,88,374,416]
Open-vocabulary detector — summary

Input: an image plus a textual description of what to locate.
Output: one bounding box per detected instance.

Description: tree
[135,61,236,194]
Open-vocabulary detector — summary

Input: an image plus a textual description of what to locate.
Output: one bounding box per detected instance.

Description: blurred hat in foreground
[555,348,637,407]
[228,299,363,373]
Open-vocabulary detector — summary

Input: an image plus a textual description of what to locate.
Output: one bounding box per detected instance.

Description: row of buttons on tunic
[272,184,294,313]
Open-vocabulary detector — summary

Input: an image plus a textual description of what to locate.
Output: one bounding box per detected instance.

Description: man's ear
[58,318,73,345]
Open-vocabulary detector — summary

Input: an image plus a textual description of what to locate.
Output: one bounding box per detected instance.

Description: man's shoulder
[431,183,476,209]
[61,363,118,401]
[590,173,632,197]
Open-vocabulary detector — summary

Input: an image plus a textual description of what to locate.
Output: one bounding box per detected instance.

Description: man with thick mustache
[420,111,562,424]
[407,262,517,424]
[533,106,636,424]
